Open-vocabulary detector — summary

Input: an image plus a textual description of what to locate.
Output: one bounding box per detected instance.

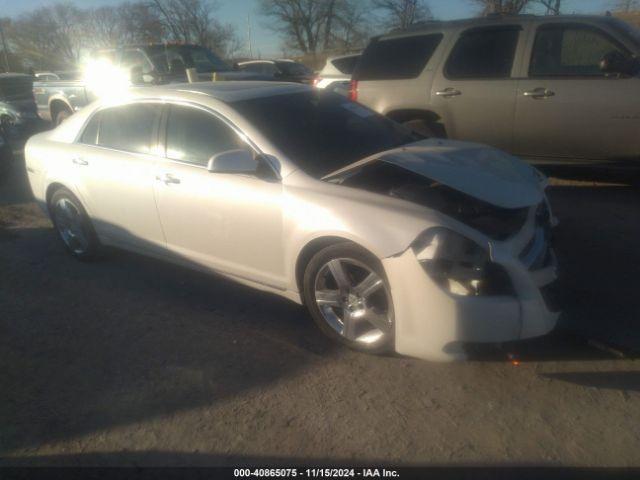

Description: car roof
[130,81,310,103]
[382,14,618,38]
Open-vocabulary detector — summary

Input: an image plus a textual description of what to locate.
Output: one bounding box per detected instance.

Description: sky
[0,0,617,56]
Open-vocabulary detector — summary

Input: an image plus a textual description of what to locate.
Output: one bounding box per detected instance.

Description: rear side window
[355,34,443,80]
[165,105,245,166]
[331,56,360,75]
[529,25,629,77]
[445,27,520,79]
[80,113,100,145]
[97,104,161,154]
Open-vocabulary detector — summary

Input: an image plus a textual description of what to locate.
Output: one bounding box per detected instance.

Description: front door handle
[157,173,181,185]
[523,88,555,99]
[435,88,462,98]
[72,157,88,166]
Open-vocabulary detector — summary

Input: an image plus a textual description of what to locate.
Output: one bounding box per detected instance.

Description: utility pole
[0,20,10,72]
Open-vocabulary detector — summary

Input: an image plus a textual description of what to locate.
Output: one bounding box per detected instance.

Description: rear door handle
[157,173,181,185]
[523,88,555,99]
[72,157,88,166]
[435,88,462,98]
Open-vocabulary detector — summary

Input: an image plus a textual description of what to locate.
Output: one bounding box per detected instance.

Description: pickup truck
[34,44,266,126]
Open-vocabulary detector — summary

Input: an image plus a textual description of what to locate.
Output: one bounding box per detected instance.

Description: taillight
[349,79,358,101]
[312,76,321,87]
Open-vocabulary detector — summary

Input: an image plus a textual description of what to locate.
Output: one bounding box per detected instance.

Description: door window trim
[527,22,632,79]
[158,100,281,180]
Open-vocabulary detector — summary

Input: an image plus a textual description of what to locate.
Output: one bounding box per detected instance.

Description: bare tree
[260,0,369,56]
[539,0,561,14]
[8,3,86,70]
[373,0,433,30]
[615,0,640,12]
[149,0,238,56]
[470,0,532,15]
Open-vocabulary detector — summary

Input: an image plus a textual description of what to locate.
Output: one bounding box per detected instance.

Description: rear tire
[49,187,100,260]
[54,108,72,126]
[402,118,446,138]
[302,242,394,354]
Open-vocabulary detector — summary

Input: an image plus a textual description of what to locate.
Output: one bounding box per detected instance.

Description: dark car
[236,59,314,83]
[0,73,42,150]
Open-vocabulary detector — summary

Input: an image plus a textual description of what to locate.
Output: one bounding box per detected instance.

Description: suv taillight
[349,80,358,101]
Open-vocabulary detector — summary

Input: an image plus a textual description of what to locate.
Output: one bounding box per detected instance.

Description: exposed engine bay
[331,162,529,241]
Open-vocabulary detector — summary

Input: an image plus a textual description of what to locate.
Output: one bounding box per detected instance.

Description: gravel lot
[1,156,639,467]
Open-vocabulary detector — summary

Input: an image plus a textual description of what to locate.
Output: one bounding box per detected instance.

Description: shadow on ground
[1,158,639,461]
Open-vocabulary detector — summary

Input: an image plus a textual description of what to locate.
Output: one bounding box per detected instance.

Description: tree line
[0,0,637,73]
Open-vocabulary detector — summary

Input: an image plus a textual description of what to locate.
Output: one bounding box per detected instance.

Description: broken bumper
[383,240,559,362]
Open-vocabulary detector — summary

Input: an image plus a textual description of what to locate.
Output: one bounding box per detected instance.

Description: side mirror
[600,51,640,76]
[207,149,257,174]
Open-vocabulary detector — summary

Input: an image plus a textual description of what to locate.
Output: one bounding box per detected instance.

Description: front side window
[530,25,629,77]
[97,104,161,154]
[355,34,443,81]
[165,105,247,166]
[445,27,520,79]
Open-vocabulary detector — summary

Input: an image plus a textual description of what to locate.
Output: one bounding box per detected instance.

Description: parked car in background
[25,82,558,361]
[314,53,361,91]
[34,44,268,126]
[33,74,94,126]
[351,15,640,168]
[0,73,42,150]
[236,59,314,83]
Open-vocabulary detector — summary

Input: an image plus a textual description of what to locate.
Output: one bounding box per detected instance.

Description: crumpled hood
[324,138,544,209]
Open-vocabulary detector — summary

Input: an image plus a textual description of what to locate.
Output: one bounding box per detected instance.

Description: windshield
[232,90,420,178]
[146,45,232,74]
[276,61,312,76]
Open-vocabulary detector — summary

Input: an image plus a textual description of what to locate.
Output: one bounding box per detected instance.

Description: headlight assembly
[411,228,513,297]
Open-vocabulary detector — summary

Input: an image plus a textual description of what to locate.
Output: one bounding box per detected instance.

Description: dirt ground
[0,156,639,467]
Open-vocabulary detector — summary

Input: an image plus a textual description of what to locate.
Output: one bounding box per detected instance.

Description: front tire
[302,242,394,354]
[49,188,99,260]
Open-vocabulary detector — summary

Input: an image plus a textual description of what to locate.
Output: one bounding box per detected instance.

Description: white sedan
[25,82,559,361]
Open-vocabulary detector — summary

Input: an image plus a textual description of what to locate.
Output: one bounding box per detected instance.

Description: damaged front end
[327,151,559,361]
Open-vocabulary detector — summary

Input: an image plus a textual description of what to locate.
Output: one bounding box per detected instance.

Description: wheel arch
[49,98,73,123]
[294,235,382,302]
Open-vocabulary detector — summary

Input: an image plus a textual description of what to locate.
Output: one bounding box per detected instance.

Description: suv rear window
[355,34,443,81]
[445,27,520,79]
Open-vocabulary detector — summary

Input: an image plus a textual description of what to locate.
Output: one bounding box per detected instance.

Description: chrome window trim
[73,97,281,180]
